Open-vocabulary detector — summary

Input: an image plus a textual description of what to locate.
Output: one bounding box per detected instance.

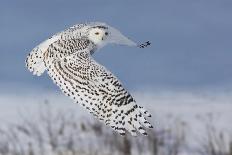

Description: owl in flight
[26,22,152,136]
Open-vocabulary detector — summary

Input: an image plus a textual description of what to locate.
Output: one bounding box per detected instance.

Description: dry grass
[0,102,230,155]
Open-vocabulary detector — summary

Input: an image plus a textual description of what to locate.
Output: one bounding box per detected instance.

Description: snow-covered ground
[0,90,231,131]
[0,90,231,154]
[134,91,232,153]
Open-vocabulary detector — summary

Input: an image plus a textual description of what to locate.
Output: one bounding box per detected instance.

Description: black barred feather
[42,38,153,136]
[25,22,153,136]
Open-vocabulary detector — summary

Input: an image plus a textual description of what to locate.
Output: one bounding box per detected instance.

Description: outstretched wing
[43,38,153,136]
[25,22,109,76]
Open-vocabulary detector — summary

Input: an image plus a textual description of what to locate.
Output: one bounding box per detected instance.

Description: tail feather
[25,35,61,76]
[25,46,46,76]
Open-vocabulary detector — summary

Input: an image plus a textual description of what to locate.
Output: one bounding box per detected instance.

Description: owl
[26,22,152,136]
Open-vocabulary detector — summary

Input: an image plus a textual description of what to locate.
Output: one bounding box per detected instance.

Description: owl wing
[43,38,153,136]
[25,23,93,76]
[25,22,109,76]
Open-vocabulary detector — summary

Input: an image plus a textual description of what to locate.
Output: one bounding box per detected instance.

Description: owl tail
[25,46,46,76]
[25,34,61,76]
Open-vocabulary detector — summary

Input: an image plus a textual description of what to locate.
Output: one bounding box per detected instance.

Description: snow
[0,90,231,128]
[0,90,231,154]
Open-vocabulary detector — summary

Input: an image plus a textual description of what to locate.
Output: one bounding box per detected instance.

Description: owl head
[87,23,137,48]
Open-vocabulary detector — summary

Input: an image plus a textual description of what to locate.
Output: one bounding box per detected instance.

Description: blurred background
[0,0,232,155]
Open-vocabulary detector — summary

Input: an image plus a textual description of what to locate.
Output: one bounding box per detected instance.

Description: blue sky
[1,0,232,93]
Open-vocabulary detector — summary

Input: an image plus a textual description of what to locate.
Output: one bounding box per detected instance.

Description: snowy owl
[25,22,152,136]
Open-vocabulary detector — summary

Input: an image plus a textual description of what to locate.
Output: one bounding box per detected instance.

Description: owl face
[88,27,109,46]
[87,24,137,47]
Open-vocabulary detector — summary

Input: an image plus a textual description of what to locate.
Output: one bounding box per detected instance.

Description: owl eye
[105,32,108,35]
[95,32,99,35]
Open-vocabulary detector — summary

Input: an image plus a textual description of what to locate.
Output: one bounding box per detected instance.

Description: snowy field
[0,90,231,155]
[1,90,231,129]
[0,90,231,131]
